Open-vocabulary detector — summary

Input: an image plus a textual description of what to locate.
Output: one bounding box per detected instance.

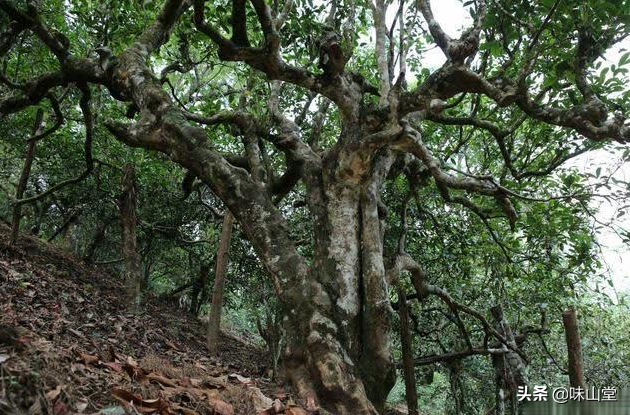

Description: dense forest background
[1,0,630,414]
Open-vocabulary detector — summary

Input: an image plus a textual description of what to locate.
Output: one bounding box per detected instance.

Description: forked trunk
[281,152,397,414]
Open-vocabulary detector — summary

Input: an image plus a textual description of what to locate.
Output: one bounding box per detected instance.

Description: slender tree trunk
[61,219,79,253]
[490,305,527,415]
[190,263,210,316]
[491,342,508,415]
[257,304,285,380]
[120,163,142,309]
[159,281,193,300]
[198,258,214,311]
[48,210,79,243]
[492,351,507,415]
[448,361,464,415]
[141,259,153,291]
[562,307,586,389]
[207,211,234,353]
[28,199,50,236]
[10,109,43,245]
[397,287,419,415]
[83,214,115,262]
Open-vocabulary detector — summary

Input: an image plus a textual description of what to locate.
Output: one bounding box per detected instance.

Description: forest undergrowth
[0,223,315,415]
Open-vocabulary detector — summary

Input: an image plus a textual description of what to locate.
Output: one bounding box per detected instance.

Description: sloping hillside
[0,224,308,415]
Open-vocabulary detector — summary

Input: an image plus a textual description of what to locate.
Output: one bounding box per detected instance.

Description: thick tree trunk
[281,174,397,414]
[562,307,586,389]
[207,211,234,353]
[397,287,419,415]
[120,163,142,309]
[10,109,43,245]
[112,112,397,414]
[101,9,396,410]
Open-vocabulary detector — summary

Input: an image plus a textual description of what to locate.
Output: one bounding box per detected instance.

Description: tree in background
[207,211,235,354]
[119,162,142,308]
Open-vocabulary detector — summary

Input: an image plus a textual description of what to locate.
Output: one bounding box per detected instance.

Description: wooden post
[562,307,586,389]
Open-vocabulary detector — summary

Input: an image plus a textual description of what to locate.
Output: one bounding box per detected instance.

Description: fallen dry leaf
[194,362,208,372]
[244,386,273,412]
[28,397,44,414]
[257,398,289,415]
[46,384,63,401]
[286,406,312,415]
[123,362,149,381]
[76,399,89,413]
[102,361,123,372]
[78,353,99,365]
[171,403,199,415]
[208,398,234,415]
[111,388,143,406]
[53,400,70,415]
[136,398,171,414]
[227,373,252,386]
[273,391,289,402]
[272,399,286,413]
[201,376,227,389]
[111,389,173,414]
[146,372,178,387]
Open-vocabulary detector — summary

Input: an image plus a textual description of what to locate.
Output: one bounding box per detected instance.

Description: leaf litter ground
[0,224,313,415]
